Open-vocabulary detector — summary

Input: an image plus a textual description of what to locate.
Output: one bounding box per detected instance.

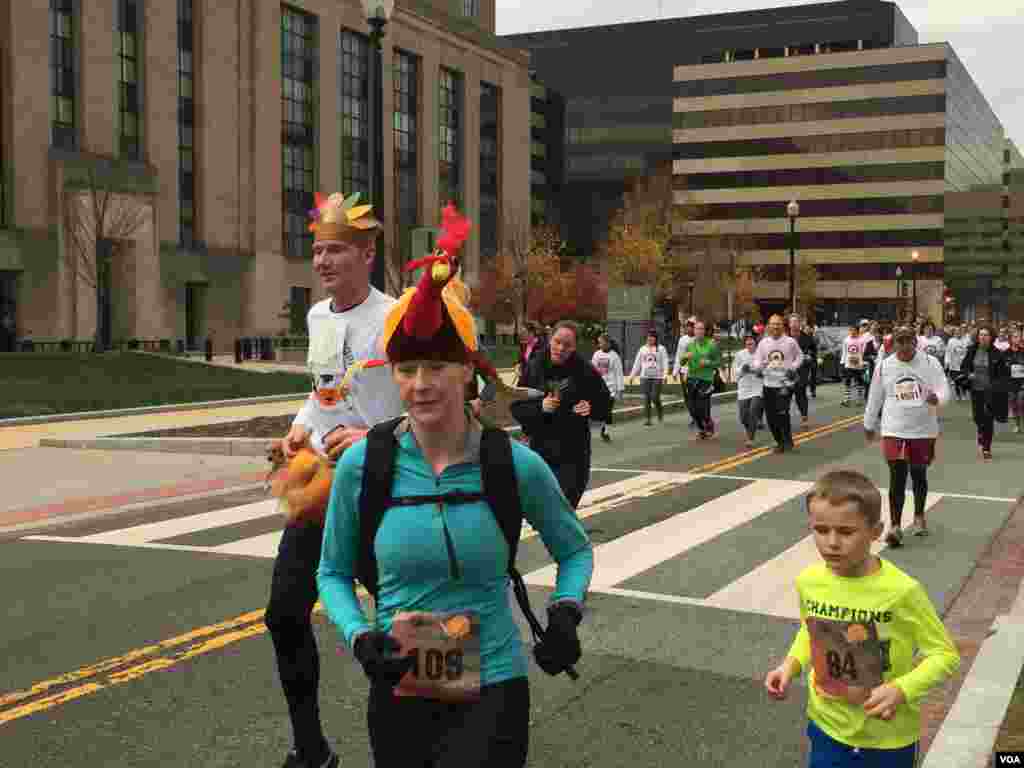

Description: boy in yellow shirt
[765,469,960,767]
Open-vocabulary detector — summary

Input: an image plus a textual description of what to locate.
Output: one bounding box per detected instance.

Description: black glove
[740,364,751,375]
[533,604,582,676]
[352,631,415,688]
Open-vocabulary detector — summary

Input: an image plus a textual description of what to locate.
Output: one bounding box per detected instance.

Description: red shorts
[882,437,935,466]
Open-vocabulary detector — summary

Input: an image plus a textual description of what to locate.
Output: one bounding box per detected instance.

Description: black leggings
[887,461,928,526]
[970,389,995,451]
[687,379,713,432]
[368,677,530,768]
[265,521,329,765]
[641,377,663,422]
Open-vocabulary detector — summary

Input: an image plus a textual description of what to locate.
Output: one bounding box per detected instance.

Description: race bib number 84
[390,610,481,703]
[806,617,886,702]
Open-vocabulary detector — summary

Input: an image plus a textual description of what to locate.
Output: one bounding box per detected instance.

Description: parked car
[814,327,845,383]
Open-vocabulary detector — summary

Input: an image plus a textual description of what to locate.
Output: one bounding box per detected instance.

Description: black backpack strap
[480,427,548,646]
[356,416,406,599]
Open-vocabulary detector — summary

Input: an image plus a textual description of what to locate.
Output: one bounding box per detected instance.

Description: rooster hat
[382,203,479,365]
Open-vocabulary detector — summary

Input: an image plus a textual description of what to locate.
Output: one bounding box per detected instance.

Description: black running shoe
[601,429,611,443]
[281,750,339,768]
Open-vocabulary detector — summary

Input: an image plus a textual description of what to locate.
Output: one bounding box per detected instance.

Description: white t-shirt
[673,334,693,377]
[731,349,764,401]
[292,289,405,452]
[592,349,625,396]
[944,336,968,372]
[918,335,945,362]
[631,344,670,379]
[864,352,951,439]
[841,335,869,370]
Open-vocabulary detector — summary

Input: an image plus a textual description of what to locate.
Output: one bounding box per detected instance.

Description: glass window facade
[463,0,479,17]
[679,196,944,221]
[943,51,1004,192]
[680,162,944,190]
[693,229,943,252]
[673,127,945,159]
[177,0,194,247]
[674,60,946,99]
[759,262,944,281]
[51,0,76,150]
[118,0,141,160]
[393,49,418,266]
[479,82,500,264]
[340,29,369,199]
[439,68,462,207]
[673,94,944,130]
[281,6,317,259]
[289,286,311,334]
[568,124,672,145]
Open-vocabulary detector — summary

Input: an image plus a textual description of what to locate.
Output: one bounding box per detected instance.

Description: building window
[282,6,317,259]
[463,0,479,17]
[479,82,500,264]
[118,0,142,160]
[393,49,418,266]
[289,286,311,334]
[439,68,462,208]
[340,30,369,199]
[178,0,194,247]
[51,0,76,150]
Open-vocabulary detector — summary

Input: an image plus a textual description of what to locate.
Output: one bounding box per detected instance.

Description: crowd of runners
[255,188,1021,768]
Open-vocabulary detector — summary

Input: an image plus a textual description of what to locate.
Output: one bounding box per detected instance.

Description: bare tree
[62,168,149,352]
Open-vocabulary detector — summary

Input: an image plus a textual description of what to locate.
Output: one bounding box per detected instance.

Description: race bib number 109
[390,610,481,703]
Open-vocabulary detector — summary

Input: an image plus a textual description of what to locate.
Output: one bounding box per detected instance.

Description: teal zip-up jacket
[317,419,594,686]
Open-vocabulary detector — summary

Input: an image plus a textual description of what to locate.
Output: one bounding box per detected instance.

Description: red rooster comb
[436,203,471,257]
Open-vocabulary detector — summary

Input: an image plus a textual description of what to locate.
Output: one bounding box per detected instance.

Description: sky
[495,0,1023,152]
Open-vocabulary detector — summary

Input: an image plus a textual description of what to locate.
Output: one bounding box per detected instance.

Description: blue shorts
[807,721,918,768]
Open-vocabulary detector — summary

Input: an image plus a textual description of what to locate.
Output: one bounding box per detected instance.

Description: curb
[37,390,741,455]
[1,393,309,427]
[921,613,1024,768]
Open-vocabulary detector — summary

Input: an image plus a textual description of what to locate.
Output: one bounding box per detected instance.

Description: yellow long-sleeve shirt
[786,559,960,749]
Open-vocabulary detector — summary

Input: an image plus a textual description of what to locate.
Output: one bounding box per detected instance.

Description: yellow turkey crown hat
[308,191,381,242]
[382,204,477,364]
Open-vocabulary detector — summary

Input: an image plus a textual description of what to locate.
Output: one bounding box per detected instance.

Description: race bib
[807,617,887,702]
[893,379,922,404]
[390,611,481,703]
[768,357,785,370]
[595,358,610,375]
[1012,364,1024,379]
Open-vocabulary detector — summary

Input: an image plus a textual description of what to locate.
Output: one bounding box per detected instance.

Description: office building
[528,70,565,228]
[505,1,1018,325]
[0,0,529,351]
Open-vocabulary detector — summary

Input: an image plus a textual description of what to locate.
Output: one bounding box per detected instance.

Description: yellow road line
[1,412,863,724]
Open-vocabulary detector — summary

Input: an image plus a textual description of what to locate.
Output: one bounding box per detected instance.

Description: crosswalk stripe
[706,491,944,619]
[525,478,813,590]
[74,499,280,545]
[521,472,698,539]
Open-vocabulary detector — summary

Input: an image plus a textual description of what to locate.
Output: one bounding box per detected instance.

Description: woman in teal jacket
[317,241,593,768]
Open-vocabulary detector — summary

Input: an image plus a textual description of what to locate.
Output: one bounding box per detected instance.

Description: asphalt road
[2,384,1022,768]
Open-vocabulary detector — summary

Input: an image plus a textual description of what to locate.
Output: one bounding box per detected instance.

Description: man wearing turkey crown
[266,191,405,768]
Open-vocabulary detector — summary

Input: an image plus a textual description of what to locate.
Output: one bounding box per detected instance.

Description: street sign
[607,284,653,322]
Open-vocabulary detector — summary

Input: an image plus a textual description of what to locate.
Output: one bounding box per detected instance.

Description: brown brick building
[0,0,530,352]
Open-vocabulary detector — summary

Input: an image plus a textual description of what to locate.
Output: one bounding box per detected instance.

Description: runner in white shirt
[943,327,970,401]
[673,318,697,427]
[731,333,764,448]
[864,325,951,545]
[840,324,870,406]
[630,331,670,426]
[592,333,624,442]
[917,322,946,368]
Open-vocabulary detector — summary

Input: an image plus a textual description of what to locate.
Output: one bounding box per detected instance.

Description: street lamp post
[911,250,919,323]
[787,200,800,316]
[895,265,903,322]
[687,281,695,318]
[361,0,394,292]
